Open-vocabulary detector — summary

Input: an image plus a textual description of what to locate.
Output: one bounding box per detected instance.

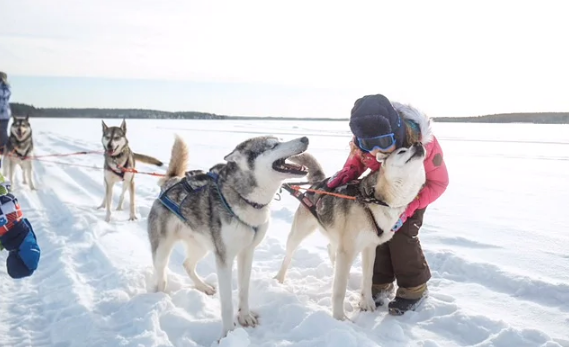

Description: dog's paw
[195,283,216,296]
[128,215,138,221]
[358,294,376,313]
[155,280,167,293]
[105,215,112,223]
[332,310,351,321]
[273,273,285,284]
[116,206,123,211]
[237,309,259,327]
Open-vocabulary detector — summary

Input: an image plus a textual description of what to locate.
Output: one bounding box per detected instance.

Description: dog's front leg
[104,178,115,222]
[8,161,16,190]
[359,245,377,312]
[26,162,36,190]
[97,178,107,209]
[237,246,259,328]
[128,178,137,221]
[332,248,357,320]
[216,254,236,339]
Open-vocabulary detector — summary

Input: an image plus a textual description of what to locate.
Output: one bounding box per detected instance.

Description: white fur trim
[391,101,434,144]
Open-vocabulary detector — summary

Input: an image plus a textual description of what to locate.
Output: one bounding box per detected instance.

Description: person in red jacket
[327,94,449,315]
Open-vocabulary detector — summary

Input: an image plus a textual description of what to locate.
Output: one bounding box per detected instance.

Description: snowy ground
[0,118,568,347]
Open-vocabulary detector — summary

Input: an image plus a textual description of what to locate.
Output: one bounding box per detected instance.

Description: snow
[1,118,568,347]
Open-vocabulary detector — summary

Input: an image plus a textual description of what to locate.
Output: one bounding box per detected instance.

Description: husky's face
[10,115,32,140]
[381,142,426,184]
[101,120,128,156]
[224,136,309,179]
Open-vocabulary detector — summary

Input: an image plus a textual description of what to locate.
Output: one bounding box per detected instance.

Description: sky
[1,0,568,118]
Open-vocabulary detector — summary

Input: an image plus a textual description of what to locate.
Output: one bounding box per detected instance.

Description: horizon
[2,0,568,119]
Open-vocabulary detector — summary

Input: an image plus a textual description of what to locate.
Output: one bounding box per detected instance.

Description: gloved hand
[0,218,40,279]
[327,166,360,189]
[391,215,407,232]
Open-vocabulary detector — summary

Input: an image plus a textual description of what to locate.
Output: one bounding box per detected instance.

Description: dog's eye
[398,150,407,155]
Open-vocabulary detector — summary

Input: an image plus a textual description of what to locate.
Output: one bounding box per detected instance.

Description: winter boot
[388,283,428,316]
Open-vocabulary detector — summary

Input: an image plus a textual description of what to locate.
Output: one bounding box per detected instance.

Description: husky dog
[274,142,427,320]
[98,120,163,222]
[147,135,309,338]
[2,115,36,190]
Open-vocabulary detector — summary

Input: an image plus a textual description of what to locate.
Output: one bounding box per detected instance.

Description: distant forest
[9,103,569,124]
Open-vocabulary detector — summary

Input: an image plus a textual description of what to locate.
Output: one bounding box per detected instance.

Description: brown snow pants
[372,208,431,299]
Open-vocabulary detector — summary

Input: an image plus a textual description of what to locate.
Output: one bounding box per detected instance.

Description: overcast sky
[1,0,568,118]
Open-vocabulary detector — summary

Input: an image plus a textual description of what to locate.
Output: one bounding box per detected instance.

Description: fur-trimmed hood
[391,101,434,145]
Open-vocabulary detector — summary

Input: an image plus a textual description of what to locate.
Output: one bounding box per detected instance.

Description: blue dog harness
[158,170,259,232]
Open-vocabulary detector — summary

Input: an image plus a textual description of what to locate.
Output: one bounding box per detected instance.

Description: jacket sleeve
[403,136,449,218]
[0,84,10,99]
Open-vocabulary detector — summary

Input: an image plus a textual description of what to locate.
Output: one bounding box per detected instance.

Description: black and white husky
[274,143,427,320]
[2,115,36,190]
[98,120,163,222]
[147,135,310,339]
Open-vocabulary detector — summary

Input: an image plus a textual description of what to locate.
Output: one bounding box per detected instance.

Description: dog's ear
[102,120,108,132]
[120,119,126,133]
[223,150,239,163]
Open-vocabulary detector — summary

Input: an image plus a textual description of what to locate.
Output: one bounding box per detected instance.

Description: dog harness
[158,170,260,233]
[6,135,33,160]
[106,156,131,180]
[282,179,388,236]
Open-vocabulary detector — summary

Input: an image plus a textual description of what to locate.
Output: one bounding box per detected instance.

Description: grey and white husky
[98,120,163,222]
[2,115,36,190]
[147,134,309,338]
[274,142,427,320]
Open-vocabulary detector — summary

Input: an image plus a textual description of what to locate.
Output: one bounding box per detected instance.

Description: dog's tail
[158,135,189,186]
[288,152,326,183]
[134,153,163,167]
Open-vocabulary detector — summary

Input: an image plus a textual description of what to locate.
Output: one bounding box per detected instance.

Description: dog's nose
[413,142,425,156]
[300,136,309,144]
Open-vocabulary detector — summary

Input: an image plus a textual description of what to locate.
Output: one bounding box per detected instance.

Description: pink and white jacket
[332,102,449,219]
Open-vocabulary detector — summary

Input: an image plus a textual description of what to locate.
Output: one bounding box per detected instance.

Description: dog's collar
[206,172,266,210]
[240,197,266,210]
[108,150,126,159]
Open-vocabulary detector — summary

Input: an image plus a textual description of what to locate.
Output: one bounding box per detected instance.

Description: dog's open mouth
[106,146,119,155]
[272,157,307,175]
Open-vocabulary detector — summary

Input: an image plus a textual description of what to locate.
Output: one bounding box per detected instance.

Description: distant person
[0,71,11,165]
[0,172,41,278]
[327,94,449,315]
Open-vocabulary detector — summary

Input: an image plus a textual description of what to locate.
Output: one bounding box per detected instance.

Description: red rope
[8,152,167,178]
[289,185,357,201]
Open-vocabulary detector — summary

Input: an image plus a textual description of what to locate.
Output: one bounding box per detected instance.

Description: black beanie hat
[349,94,406,148]
[350,94,405,147]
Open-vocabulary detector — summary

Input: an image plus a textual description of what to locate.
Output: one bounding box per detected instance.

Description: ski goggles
[356,133,397,152]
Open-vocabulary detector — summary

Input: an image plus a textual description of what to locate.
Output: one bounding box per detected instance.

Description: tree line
[9,103,569,124]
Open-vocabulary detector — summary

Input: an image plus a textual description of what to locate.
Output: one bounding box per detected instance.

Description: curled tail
[134,153,163,167]
[158,135,189,186]
[288,152,325,183]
